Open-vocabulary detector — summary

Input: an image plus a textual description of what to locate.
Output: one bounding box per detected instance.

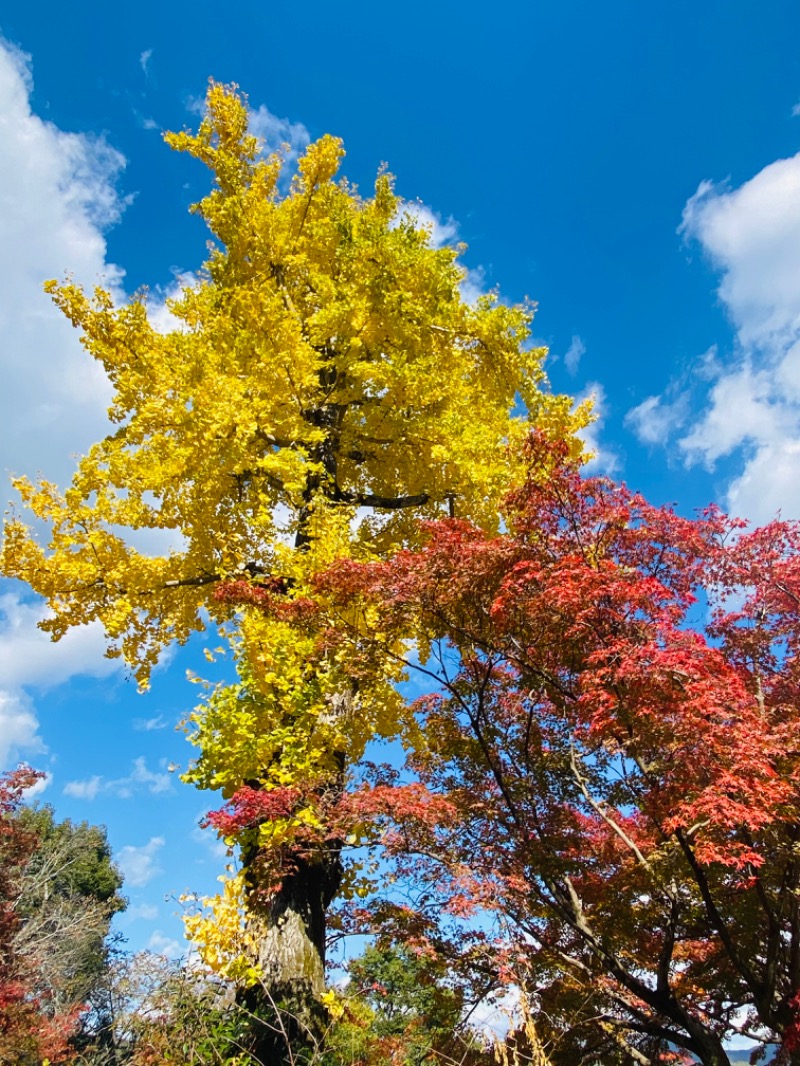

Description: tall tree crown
[1,83,585,684]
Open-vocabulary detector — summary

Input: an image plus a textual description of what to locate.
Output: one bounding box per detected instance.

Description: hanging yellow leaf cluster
[182,869,263,985]
[185,601,408,801]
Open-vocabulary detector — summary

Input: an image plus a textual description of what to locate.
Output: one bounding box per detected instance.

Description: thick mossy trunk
[242,850,343,1065]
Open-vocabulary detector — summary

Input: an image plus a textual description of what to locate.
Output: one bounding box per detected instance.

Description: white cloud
[0,690,45,766]
[127,756,172,794]
[678,359,789,468]
[396,200,460,249]
[117,836,165,887]
[125,902,159,922]
[678,153,800,521]
[459,264,487,306]
[625,347,716,450]
[139,49,153,76]
[624,393,687,447]
[63,775,103,800]
[726,438,800,525]
[638,150,800,523]
[23,769,52,798]
[0,593,119,692]
[145,269,197,335]
[63,756,172,801]
[680,159,800,351]
[563,335,585,377]
[0,38,126,491]
[248,103,310,175]
[466,986,519,1040]
[0,591,122,770]
[577,383,619,475]
[133,714,168,732]
[147,929,182,959]
[0,589,124,770]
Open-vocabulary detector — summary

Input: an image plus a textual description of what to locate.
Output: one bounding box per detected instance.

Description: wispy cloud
[147,929,182,958]
[124,902,159,922]
[395,200,460,249]
[63,776,103,801]
[63,757,173,800]
[133,714,168,732]
[624,392,689,447]
[0,690,45,768]
[459,264,487,306]
[139,49,153,76]
[132,110,159,132]
[0,592,123,769]
[248,103,310,177]
[576,383,619,475]
[116,836,165,887]
[563,335,586,377]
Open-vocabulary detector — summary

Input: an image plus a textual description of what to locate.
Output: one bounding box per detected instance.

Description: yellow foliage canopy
[0,84,593,976]
[1,83,586,692]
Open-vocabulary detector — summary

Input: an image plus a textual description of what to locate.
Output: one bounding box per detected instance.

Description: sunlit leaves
[182,870,263,985]
[317,433,800,1061]
[0,84,589,998]
[2,83,585,689]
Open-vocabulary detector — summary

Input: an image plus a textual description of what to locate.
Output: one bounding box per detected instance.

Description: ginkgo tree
[1,83,585,1059]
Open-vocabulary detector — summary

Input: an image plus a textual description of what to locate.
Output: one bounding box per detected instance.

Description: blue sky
[1,1,800,966]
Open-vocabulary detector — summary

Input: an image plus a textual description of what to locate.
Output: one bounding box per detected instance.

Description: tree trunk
[683,1024,731,1066]
[243,848,343,1064]
[239,435,350,1062]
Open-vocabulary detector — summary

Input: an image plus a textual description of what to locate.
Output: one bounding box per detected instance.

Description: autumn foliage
[0,88,585,1053]
[304,433,800,1066]
[0,767,82,1065]
[9,76,800,1066]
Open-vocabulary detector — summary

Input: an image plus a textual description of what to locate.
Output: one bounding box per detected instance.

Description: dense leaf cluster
[315,434,800,1066]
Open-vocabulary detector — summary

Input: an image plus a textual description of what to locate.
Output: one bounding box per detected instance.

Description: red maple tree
[0,766,82,1064]
[314,434,800,1066]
